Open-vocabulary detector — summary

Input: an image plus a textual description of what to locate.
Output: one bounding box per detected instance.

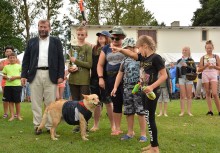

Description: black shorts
[3,86,22,103]
[90,78,111,104]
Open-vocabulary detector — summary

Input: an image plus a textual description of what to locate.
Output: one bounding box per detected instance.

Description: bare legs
[157,102,168,116]
[204,81,220,114]
[8,102,22,121]
[179,84,193,116]
[90,103,115,132]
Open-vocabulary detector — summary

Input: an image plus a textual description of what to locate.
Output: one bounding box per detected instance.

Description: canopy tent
[159,52,220,64]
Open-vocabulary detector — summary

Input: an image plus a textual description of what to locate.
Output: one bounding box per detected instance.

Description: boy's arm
[111,45,138,60]
[74,46,92,69]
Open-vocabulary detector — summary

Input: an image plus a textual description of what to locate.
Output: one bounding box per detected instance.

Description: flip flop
[121,134,133,140]
[139,136,147,142]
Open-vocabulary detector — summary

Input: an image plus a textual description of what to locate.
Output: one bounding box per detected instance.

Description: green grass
[0,97,220,153]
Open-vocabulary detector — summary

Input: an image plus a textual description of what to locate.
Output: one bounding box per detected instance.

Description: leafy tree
[192,0,220,26]
[69,0,158,26]
[84,0,100,25]
[10,0,42,42]
[121,0,157,26]
[0,0,24,57]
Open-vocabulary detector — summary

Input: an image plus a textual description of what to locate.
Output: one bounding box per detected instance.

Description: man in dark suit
[21,19,65,135]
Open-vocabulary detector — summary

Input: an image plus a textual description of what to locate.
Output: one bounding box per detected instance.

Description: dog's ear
[82,94,89,100]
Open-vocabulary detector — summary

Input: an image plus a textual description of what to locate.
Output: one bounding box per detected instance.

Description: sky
[144,0,201,26]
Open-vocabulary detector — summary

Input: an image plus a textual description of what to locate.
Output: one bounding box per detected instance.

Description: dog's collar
[78,101,88,110]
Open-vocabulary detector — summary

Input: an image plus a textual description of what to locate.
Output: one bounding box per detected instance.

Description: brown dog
[37,94,101,141]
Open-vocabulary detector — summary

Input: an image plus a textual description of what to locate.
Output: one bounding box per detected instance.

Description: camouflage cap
[122,38,136,48]
[109,26,126,36]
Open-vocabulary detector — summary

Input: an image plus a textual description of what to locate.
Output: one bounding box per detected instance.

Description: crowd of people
[1,19,220,153]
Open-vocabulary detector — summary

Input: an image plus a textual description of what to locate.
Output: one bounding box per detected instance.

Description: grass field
[0,98,220,153]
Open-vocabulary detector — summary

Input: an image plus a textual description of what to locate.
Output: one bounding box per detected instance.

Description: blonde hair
[136,35,156,52]
[76,26,88,35]
[182,46,191,57]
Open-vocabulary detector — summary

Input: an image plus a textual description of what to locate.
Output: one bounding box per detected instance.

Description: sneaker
[206,111,213,116]
[46,129,50,133]
[35,127,42,135]
[164,113,168,117]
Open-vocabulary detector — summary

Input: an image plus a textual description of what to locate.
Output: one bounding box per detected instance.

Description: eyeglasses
[111,37,120,41]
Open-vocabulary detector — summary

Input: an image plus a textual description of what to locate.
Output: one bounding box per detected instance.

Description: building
[71,23,220,62]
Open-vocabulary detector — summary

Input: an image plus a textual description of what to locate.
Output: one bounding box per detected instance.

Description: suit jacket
[21,36,65,84]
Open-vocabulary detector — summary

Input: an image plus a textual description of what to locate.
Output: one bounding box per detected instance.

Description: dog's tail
[37,107,49,131]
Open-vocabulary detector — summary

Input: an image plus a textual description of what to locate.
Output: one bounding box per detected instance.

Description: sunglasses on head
[111,37,120,41]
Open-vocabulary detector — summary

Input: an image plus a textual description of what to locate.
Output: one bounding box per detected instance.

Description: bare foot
[188,113,193,116]
[179,113,184,116]
[17,116,23,120]
[142,145,151,151]
[90,127,99,132]
[157,113,162,117]
[142,146,159,153]
[8,117,14,121]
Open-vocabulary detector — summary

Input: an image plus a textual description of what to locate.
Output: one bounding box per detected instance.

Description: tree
[192,0,220,26]
[121,0,157,26]
[84,0,100,25]
[69,0,158,26]
[11,0,43,42]
[0,0,24,57]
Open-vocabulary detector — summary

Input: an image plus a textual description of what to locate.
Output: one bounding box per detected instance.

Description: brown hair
[136,35,156,52]
[94,35,111,50]
[76,26,88,35]
[205,40,214,48]
[4,45,14,52]
[38,19,51,27]
[8,52,17,58]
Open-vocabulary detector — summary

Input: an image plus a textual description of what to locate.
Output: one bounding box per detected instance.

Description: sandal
[3,114,8,118]
[139,136,147,142]
[121,134,133,140]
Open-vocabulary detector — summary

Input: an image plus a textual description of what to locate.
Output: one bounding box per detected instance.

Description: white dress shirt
[38,36,49,67]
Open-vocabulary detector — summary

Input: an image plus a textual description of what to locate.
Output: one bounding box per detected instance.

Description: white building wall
[70,25,220,62]
[157,28,220,53]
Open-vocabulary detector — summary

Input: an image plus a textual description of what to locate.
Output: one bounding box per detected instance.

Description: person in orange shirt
[0,46,20,118]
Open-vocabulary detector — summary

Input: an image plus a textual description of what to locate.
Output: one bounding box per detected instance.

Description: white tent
[159,52,220,64]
